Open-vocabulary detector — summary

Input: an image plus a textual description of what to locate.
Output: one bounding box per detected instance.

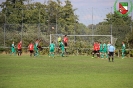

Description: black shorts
[109,52,114,56]
[93,50,98,54]
[18,49,22,53]
[30,50,34,53]
[64,42,67,47]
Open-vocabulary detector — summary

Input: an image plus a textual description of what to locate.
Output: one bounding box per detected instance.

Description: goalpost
[50,34,113,47]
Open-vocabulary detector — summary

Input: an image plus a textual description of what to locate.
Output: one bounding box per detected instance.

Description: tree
[94,12,132,47]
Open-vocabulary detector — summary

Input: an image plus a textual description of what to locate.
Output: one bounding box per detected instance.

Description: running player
[28,42,34,57]
[49,41,55,58]
[17,41,22,56]
[122,41,126,59]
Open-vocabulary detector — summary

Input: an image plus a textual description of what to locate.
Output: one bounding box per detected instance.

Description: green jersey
[59,42,65,51]
[49,43,55,52]
[50,43,55,49]
[103,43,107,52]
[100,44,103,50]
[58,37,61,42]
[122,44,125,51]
[34,44,38,51]
[11,44,15,52]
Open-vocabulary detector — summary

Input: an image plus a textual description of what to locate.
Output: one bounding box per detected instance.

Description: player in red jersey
[63,35,68,52]
[92,41,99,58]
[97,42,100,58]
[28,42,34,57]
[17,41,22,56]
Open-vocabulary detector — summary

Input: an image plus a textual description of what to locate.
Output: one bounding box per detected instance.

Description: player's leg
[92,50,95,58]
[97,50,100,58]
[34,49,36,56]
[102,51,105,59]
[105,51,108,59]
[14,48,16,55]
[49,48,52,57]
[10,47,13,55]
[51,51,55,58]
[18,49,20,56]
[64,42,67,52]
[108,52,111,62]
[100,52,104,59]
[99,50,102,58]
[31,50,34,57]
[122,50,125,59]
[61,49,65,57]
[30,50,32,56]
[51,48,55,58]
[111,52,114,62]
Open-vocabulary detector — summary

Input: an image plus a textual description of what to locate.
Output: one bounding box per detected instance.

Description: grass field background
[0,54,133,88]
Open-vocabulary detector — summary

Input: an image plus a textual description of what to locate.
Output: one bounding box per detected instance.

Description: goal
[50,34,114,48]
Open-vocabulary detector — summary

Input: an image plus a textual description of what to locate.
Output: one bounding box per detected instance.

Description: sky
[0,0,133,26]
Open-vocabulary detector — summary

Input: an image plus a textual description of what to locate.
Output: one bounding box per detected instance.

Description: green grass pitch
[0,54,133,88]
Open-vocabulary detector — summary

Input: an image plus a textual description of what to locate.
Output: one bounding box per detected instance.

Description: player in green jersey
[103,42,108,59]
[34,43,39,56]
[122,41,126,59]
[11,41,16,55]
[59,41,65,57]
[49,41,55,58]
[99,42,103,58]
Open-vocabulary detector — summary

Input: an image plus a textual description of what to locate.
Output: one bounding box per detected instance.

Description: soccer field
[0,55,133,88]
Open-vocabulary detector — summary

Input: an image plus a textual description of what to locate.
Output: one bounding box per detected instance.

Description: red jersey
[17,43,22,49]
[97,43,100,50]
[28,44,34,50]
[93,43,99,51]
[63,37,68,43]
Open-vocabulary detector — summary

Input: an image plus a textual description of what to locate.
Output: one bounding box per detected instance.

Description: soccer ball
[52,27,54,29]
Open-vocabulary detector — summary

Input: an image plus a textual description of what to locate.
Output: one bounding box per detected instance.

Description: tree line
[0,0,133,49]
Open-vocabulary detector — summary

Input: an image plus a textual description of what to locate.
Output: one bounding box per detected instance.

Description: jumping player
[49,41,55,58]
[122,41,126,59]
[28,42,34,57]
[17,41,22,56]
